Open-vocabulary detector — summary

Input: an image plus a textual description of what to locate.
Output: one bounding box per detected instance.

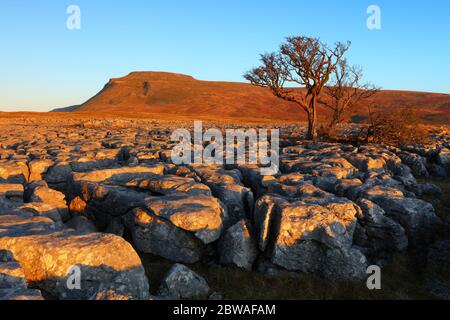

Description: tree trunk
[329,109,341,129]
[306,97,317,140]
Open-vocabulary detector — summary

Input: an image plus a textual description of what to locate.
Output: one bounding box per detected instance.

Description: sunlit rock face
[144,192,226,244]
[29,185,70,221]
[0,162,29,184]
[254,193,367,280]
[67,166,166,229]
[29,159,54,182]
[0,249,44,300]
[0,184,24,199]
[0,215,149,300]
[124,207,204,263]
[189,165,254,226]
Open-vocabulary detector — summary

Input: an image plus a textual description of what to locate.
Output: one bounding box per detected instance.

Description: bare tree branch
[320,59,380,129]
[244,36,350,139]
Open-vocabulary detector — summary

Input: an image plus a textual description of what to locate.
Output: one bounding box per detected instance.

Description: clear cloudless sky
[0,0,449,111]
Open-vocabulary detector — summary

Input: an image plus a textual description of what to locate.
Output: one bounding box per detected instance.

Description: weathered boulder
[363,187,440,246]
[237,164,268,198]
[158,264,210,299]
[392,164,417,190]
[0,250,44,300]
[0,288,45,300]
[0,214,58,236]
[23,180,48,201]
[29,186,70,221]
[145,193,226,244]
[0,162,28,184]
[334,179,363,198]
[65,215,98,233]
[70,165,165,187]
[69,196,88,215]
[281,156,356,179]
[67,166,167,228]
[353,199,408,261]
[312,176,339,193]
[43,162,73,185]
[345,153,386,172]
[0,250,27,289]
[0,184,24,199]
[398,151,429,177]
[128,174,211,196]
[0,214,150,300]
[17,202,63,224]
[74,184,148,229]
[69,154,118,173]
[190,165,253,225]
[218,219,258,271]
[103,217,125,236]
[29,159,54,182]
[124,207,204,263]
[253,194,367,280]
[316,157,357,179]
[363,172,409,193]
[267,179,329,199]
[0,195,23,214]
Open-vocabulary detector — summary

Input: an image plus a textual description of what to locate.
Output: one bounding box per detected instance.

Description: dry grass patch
[139,253,435,300]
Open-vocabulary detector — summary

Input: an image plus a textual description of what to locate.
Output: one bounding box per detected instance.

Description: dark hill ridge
[53,71,450,123]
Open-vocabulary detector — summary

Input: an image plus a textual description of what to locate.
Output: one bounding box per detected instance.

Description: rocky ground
[0,116,449,300]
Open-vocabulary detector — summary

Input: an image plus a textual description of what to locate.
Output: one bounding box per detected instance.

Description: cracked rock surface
[0,117,449,299]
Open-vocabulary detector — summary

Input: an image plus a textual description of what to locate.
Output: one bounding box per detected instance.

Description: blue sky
[1,0,449,111]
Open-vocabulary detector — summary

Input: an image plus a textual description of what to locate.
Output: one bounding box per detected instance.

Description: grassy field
[140,252,438,300]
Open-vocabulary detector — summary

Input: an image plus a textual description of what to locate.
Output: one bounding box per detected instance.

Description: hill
[54,72,450,123]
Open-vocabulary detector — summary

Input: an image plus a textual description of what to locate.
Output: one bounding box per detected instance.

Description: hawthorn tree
[244,36,350,140]
[320,59,379,129]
